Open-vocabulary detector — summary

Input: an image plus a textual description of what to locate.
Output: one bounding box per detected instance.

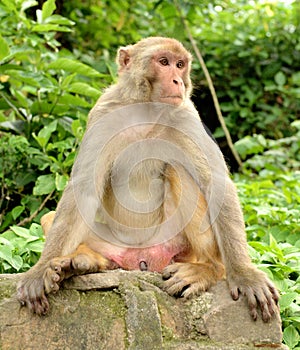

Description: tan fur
[17,37,279,321]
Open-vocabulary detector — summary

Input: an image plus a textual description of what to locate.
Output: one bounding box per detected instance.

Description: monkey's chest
[104,159,166,228]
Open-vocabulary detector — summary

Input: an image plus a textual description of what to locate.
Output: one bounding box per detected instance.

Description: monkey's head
[116,37,193,106]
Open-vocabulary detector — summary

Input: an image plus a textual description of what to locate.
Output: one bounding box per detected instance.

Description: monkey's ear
[117,46,132,71]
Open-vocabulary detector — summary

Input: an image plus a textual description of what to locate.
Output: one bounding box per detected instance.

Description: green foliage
[0,0,112,231]
[58,0,300,140]
[234,121,300,349]
[184,0,300,139]
[0,223,44,273]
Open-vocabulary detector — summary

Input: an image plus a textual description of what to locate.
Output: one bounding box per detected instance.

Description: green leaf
[33,120,57,148]
[68,82,100,98]
[26,240,44,253]
[0,0,16,12]
[11,206,25,220]
[0,246,22,270]
[33,174,55,195]
[9,256,23,271]
[45,14,75,26]
[279,292,298,309]
[274,71,286,86]
[0,245,12,262]
[32,24,72,32]
[234,136,264,159]
[9,226,31,239]
[48,58,104,78]
[0,237,11,246]
[21,1,38,12]
[55,173,69,191]
[42,0,56,21]
[29,223,44,238]
[0,35,10,61]
[283,325,300,349]
[58,94,90,108]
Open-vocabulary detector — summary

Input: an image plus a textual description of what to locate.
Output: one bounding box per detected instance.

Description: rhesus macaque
[17,37,279,321]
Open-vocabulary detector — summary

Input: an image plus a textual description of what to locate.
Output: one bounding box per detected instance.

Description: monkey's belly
[106,244,182,272]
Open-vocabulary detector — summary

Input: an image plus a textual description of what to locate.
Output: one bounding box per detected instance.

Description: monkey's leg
[162,165,225,298]
[40,211,110,293]
[40,211,56,236]
[17,193,110,315]
[43,243,109,294]
[162,204,225,298]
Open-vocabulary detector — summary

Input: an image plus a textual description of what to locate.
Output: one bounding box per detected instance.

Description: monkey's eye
[159,58,169,66]
[177,60,185,69]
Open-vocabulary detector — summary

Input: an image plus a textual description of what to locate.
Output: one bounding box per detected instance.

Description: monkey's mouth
[160,96,183,105]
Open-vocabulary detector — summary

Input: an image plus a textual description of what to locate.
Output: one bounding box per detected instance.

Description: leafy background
[0,0,299,348]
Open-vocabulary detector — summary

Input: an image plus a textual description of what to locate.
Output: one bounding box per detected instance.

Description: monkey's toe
[50,257,71,272]
[162,263,180,280]
[43,267,62,294]
[72,255,93,273]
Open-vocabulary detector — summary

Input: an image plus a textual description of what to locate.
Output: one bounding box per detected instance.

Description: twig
[17,191,54,227]
[0,91,27,121]
[173,1,243,168]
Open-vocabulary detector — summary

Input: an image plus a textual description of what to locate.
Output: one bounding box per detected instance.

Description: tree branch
[173,1,243,168]
[17,191,54,227]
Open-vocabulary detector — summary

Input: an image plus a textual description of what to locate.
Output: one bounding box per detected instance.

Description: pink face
[151,50,189,106]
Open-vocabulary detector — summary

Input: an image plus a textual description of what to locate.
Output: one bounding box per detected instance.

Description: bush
[0,0,113,232]
[234,121,300,349]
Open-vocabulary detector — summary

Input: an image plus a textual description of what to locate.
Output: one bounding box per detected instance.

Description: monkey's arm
[172,108,279,322]
[17,144,114,315]
[17,185,85,314]
[211,178,279,322]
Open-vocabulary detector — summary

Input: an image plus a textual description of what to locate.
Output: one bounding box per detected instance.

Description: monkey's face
[150,50,190,106]
[116,37,192,105]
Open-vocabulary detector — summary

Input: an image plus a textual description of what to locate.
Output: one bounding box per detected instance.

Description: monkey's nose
[173,78,183,86]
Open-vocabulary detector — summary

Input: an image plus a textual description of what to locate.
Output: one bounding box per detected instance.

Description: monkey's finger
[261,287,278,322]
[247,286,275,322]
[50,257,71,272]
[268,283,280,304]
[31,296,49,316]
[259,296,273,323]
[44,279,60,294]
[17,286,27,306]
[181,282,207,298]
[162,264,180,280]
[243,287,259,321]
[163,278,190,296]
[230,286,240,301]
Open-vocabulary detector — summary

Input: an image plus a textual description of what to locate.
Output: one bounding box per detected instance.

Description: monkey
[17,37,279,322]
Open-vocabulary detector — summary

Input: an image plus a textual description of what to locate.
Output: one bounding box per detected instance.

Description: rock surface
[0,271,286,350]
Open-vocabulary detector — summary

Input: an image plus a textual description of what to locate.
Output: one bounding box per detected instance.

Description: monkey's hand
[17,268,49,316]
[228,267,279,322]
[162,262,222,298]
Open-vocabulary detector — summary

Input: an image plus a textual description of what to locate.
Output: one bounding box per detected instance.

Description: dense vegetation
[0,0,299,347]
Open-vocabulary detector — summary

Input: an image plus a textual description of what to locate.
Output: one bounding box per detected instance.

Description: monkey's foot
[228,268,280,323]
[162,262,224,298]
[43,244,109,294]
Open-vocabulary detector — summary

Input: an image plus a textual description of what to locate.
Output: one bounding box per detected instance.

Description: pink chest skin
[105,244,182,273]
